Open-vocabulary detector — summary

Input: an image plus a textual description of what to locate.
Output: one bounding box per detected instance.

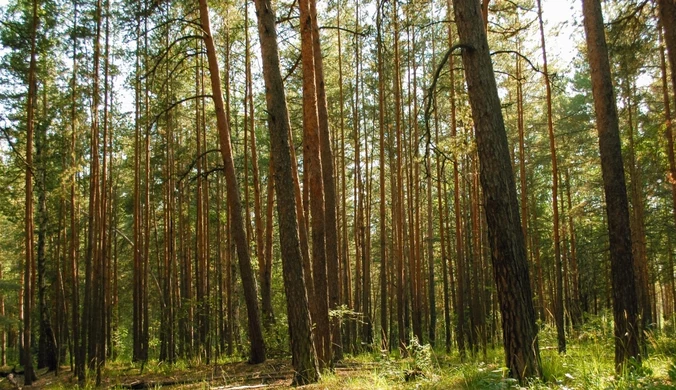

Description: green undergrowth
[312,325,675,389]
[16,324,676,389]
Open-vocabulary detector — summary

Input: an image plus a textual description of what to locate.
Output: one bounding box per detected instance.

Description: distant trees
[1,0,675,385]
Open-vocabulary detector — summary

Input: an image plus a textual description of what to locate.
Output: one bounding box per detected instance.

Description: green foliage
[262,317,289,358]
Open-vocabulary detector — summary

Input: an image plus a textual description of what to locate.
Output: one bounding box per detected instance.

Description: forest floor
[1,324,675,389]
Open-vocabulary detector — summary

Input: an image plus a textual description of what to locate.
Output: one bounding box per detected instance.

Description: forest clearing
[1,0,676,387]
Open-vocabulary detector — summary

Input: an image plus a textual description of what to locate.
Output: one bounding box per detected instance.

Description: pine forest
[0,0,675,388]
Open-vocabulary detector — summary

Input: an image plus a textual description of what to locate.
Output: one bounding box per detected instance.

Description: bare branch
[177,148,221,183]
[0,125,33,176]
[283,54,301,83]
[423,43,474,164]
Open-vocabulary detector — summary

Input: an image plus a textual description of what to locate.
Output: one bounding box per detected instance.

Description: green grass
[25,323,676,389]
[312,326,674,389]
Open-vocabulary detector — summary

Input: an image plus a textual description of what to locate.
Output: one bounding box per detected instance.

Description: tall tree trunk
[99,1,112,371]
[299,0,330,368]
[262,159,276,326]
[36,91,57,371]
[24,0,38,382]
[245,1,267,331]
[198,0,266,363]
[376,0,388,353]
[564,170,582,327]
[69,0,80,375]
[536,0,565,354]
[392,0,406,355]
[470,158,485,355]
[407,18,423,345]
[132,14,143,364]
[515,39,534,319]
[142,11,151,363]
[222,21,233,356]
[160,7,176,360]
[336,2,352,354]
[253,0,319,383]
[426,123,436,348]
[446,4,467,358]
[658,0,676,105]
[434,92,452,353]
[84,0,104,378]
[452,0,541,380]
[310,0,342,362]
[660,23,676,267]
[623,82,651,338]
[582,0,641,372]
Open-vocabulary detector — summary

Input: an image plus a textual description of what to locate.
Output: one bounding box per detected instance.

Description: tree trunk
[198,0,266,364]
[660,23,676,273]
[70,0,81,375]
[310,0,342,362]
[252,0,319,383]
[299,0,331,368]
[564,170,582,327]
[582,0,641,372]
[536,0,565,354]
[658,0,676,105]
[623,83,651,339]
[84,0,104,378]
[36,94,57,371]
[160,9,176,360]
[262,159,276,326]
[445,7,467,359]
[452,0,541,380]
[336,3,352,355]
[132,13,143,364]
[24,0,38,382]
[392,0,406,355]
[376,0,388,353]
[245,1,267,332]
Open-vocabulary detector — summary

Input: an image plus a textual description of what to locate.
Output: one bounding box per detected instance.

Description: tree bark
[623,83,651,338]
[262,159,276,326]
[245,1,267,332]
[299,0,331,368]
[36,94,57,371]
[70,0,81,375]
[252,0,319,383]
[23,0,38,383]
[536,0,565,354]
[198,0,266,364]
[376,0,388,353]
[392,0,406,355]
[659,23,676,271]
[582,0,641,372]
[658,0,676,105]
[310,0,342,362]
[445,6,467,358]
[452,0,541,380]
